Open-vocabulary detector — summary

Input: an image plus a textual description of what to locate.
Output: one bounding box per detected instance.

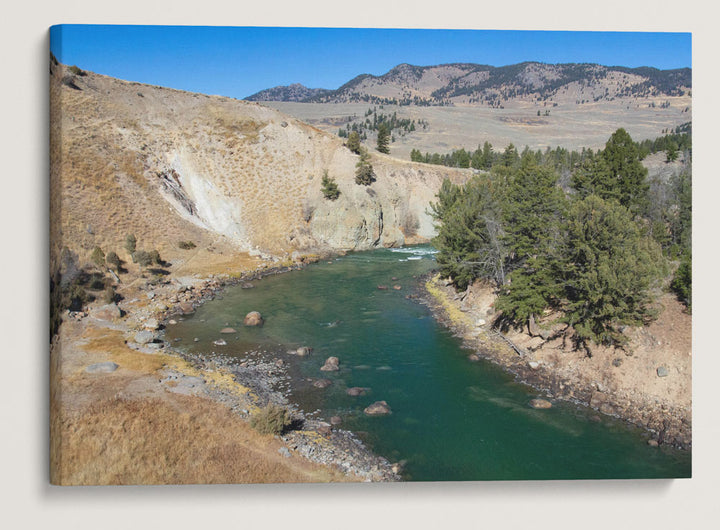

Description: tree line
[430,128,691,354]
[412,129,691,171]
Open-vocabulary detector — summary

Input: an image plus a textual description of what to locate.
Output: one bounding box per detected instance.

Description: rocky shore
[61,259,400,483]
[419,273,692,450]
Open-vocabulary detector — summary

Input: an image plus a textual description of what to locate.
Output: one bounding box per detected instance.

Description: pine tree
[354,149,375,186]
[90,246,105,269]
[376,123,390,154]
[560,195,664,352]
[430,174,508,289]
[321,170,340,200]
[346,131,361,154]
[495,158,567,326]
[125,234,137,255]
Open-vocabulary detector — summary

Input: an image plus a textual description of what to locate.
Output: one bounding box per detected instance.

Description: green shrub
[125,234,137,254]
[249,404,291,435]
[321,170,340,200]
[91,246,105,269]
[355,149,375,186]
[132,250,152,269]
[68,65,86,76]
[670,255,691,309]
[178,240,196,250]
[106,251,121,271]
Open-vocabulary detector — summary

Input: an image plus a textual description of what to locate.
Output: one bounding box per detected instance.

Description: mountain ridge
[246,61,691,106]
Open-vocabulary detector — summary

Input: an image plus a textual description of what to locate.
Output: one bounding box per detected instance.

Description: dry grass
[50,317,353,485]
[52,394,350,485]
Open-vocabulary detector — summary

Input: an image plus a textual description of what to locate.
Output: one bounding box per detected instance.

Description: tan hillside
[50,62,468,271]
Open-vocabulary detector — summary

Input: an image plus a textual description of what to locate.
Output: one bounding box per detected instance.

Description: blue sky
[50,26,691,100]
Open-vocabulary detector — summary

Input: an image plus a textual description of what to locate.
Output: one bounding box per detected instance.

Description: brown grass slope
[50,63,468,272]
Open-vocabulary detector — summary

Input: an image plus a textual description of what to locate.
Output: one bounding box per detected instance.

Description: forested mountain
[246,83,332,102]
[246,62,691,107]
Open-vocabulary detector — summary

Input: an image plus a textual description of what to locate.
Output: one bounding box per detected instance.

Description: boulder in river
[320,356,340,371]
[243,311,264,327]
[313,378,333,389]
[529,398,552,409]
[213,339,227,346]
[364,401,392,416]
[330,416,342,425]
[295,346,313,357]
[220,327,237,334]
[179,302,195,315]
[346,387,368,396]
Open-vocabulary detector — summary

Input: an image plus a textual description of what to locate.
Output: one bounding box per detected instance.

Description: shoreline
[52,256,400,484]
[418,272,692,451]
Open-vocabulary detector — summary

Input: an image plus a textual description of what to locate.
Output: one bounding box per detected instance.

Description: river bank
[50,253,399,484]
[420,273,692,450]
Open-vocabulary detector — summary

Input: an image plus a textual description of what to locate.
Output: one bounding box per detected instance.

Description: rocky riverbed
[99,263,400,482]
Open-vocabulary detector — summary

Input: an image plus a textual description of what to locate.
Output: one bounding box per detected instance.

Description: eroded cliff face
[51,63,467,262]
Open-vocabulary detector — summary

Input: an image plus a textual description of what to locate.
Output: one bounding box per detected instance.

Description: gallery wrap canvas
[49,25,692,485]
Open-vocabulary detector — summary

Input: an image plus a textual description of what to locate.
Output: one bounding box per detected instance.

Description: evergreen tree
[105,251,121,272]
[571,128,649,215]
[346,131,361,154]
[501,143,519,168]
[560,195,664,352]
[495,158,567,326]
[600,128,649,213]
[430,175,508,289]
[125,234,137,255]
[321,170,340,200]
[90,246,105,269]
[376,123,390,154]
[354,149,375,185]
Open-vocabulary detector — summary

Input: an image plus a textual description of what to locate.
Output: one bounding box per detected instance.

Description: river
[165,246,690,481]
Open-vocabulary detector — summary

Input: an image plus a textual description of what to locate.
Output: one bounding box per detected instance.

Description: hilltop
[246,61,691,107]
[50,61,468,273]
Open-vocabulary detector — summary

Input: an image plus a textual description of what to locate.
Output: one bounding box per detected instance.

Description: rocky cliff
[50,62,468,265]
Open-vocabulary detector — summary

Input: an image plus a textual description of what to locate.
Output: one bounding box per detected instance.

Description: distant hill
[246,83,332,102]
[246,62,691,107]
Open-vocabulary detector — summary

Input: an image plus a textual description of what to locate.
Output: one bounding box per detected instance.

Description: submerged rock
[346,387,369,396]
[220,327,237,334]
[320,356,340,372]
[364,401,392,416]
[313,378,333,389]
[244,311,264,327]
[296,346,313,357]
[529,398,552,409]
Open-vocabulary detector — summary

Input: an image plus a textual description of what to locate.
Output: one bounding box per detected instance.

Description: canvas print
[49,25,692,484]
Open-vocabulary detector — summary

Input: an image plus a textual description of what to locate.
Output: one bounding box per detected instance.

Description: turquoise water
[166,246,691,481]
